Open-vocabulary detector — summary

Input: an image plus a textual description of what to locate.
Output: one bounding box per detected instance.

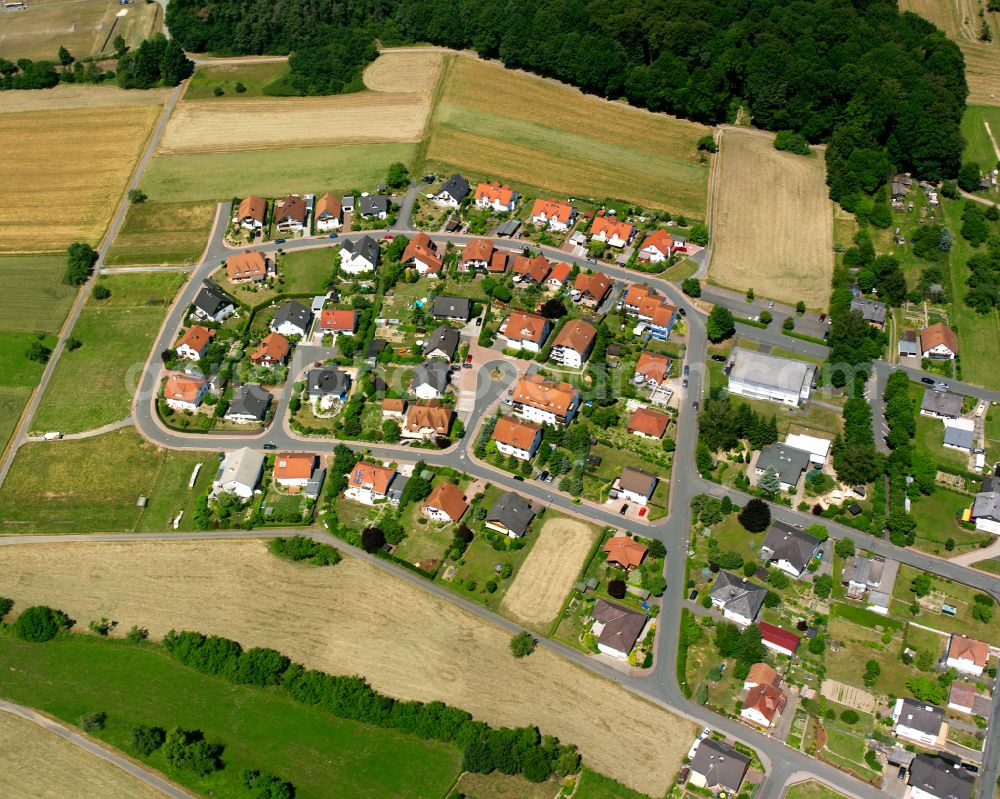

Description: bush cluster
[267,536,341,566]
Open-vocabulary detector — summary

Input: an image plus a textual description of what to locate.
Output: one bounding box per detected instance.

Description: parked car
[935,381,950,391]
[619,504,629,515]
[275,238,286,244]
[263,442,277,450]
[327,232,338,239]
[639,507,647,517]
[683,364,690,376]
[688,589,698,601]
[711,354,726,362]
[921,376,935,385]
[513,475,524,482]
[682,378,688,388]
[545,473,554,483]
[476,317,483,326]
[768,301,774,309]
[897,767,907,780]
[538,471,549,482]
[42,432,62,440]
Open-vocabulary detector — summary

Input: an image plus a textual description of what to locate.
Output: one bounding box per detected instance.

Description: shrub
[79,712,107,732]
[361,527,386,553]
[163,728,222,776]
[0,597,13,620]
[607,579,627,599]
[738,498,770,532]
[840,709,860,724]
[130,725,166,756]
[12,605,74,642]
[241,769,294,799]
[510,631,536,659]
[268,536,341,566]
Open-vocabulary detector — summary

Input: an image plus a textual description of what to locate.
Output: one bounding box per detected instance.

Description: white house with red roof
[474,182,518,213]
[638,230,677,263]
[530,198,577,231]
[759,622,800,657]
[590,215,635,247]
[318,309,358,336]
[546,261,572,288]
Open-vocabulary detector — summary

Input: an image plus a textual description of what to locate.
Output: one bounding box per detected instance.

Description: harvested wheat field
[709,128,833,308]
[159,49,443,154]
[0,103,162,252]
[0,540,695,795]
[900,0,1000,107]
[501,516,598,628]
[426,55,710,216]
[0,85,172,114]
[0,711,166,799]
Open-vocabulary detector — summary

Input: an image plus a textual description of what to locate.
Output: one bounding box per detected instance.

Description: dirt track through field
[710,128,834,307]
[0,540,694,795]
[0,711,167,799]
[501,516,598,628]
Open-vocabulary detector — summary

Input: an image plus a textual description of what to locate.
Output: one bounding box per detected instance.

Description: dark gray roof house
[850,297,887,327]
[921,390,963,419]
[755,443,811,489]
[304,466,326,500]
[708,571,767,623]
[271,300,312,335]
[896,698,945,738]
[908,755,974,799]
[341,235,381,268]
[385,474,408,504]
[366,338,387,359]
[194,282,235,320]
[761,521,820,575]
[943,423,974,451]
[307,367,350,399]
[432,296,472,321]
[359,195,390,217]
[689,739,750,792]
[436,173,471,203]
[590,599,646,657]
[423,326,461,360]
[972,488,1000,524]
[226,384,271,421]
[412,360,451,395]
[486,491,536,538]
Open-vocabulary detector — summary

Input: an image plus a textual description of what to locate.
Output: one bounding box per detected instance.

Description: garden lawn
[278,247,336,294]
[890,564,1000,640]
[909,487,991,554]
[105,201,216,265]
[32,272,184,434]
[825,617,914,698]
[395,502,454,564]
[913,407,970,473]
[0,428,215,534]
[573,767,652,799]
[785,781,850,799]
[0,633,460,799]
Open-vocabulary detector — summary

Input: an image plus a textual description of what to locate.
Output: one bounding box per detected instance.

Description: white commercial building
[727,347,816,407]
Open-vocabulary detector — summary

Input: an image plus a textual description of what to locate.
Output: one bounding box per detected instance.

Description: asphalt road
[0,701,197,799]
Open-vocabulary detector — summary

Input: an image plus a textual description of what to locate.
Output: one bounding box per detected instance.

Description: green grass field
[184,62,291,100]
[0,427,217,534]
[573,767,651,799]
[278,247,336,294]
[32,272,184,434]
[909,487,991,554]
[0,633,461,799]
[140,143,417,202]
[0,254,77,333]
[105,201,216,265]
[961,106,1000,172]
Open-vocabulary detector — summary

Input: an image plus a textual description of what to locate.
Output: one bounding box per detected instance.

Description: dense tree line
[117,35,194,89]
[698,395,778,452]
[966,234,1000,312]
[162,629,580,782]
[831,394,883,487]
[267,536,341,565]
[166,0,967,198]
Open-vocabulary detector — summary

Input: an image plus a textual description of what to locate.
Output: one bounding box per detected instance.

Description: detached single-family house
[235,195,266,231]
[273,195,307,232]
[741,684,787,729]
[842,555,888,599]
[970,480,1000,535]
[614,467,657,506]
[273,453,316,490]
[947,683,978,715]
[164,373,207,411]
[226,251,269,284]
[709,571,767,627]
[590,215,634,247]
[755,443,811,492]
[946,635,989,676]
[589,598,646,659]
[474,182,518,213]
[907,755,975,799]
[530,198,577,231]
[193,282,236,323]
[688,739,750,793]
[422,482,468,523]
[270,300,312,338]
[224,383,271,424]
[920,390,963,420]
[485,491,535,538]
[345,462,398,505]
[761,521,820,578]
[850,297,887,329]
[920,323,958,360]
[727,347,816,407]
[314,192,342,232]
[402,233,443,277]
[546,260,572,289]
[358,195,390,219]
[318,308,358,336]
[943,418,975,452]
[637,230,676,262]
[573,271,612,308]
[431,296,472,322]
[403,402,451,439]
[460,239,493,271]
[744,662,781,691]
[512,374,580,427]
[783,433,831,467]
[423,326,461,361]
[307,367,350,407]
[433,173,470,208]
[627,407,670,440]
[759,621,801,657]
[175,325,215,361]
[339,235,380,274]
[620,284,678,340]
[491,416,543,460]
[249,331,290,365]
[212,447,264,500]
[512,254,551,285]
[550,319,596,368]
[893,698,947,748]
[635,351,672,385]
[501,310,551,352]
[602,535,647,571]
[411,360,451,399]
[381,398,407,421]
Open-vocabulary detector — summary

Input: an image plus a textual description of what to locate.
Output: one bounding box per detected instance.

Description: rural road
[0,701,195,799]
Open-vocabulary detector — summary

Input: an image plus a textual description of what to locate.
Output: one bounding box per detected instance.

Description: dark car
[711,354,727,362]
[476,317,483,326]
[513,475,524,482]
[683,364,690,376]
[619,504,629,515]
[538,470,549,481]
[275,238,286,244]
[263,442,277,450]
[921,377,935,385]
[692,401,699,411]
[688,589,698,601]
[897,767,907,780]
[682,378,688,388]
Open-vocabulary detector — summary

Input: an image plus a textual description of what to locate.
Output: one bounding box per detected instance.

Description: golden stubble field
[709,128,834,308]
[158,50,443,155]
[0,540,695,795]
[501,516,598,628]
[0,711,167,799]
[0,96,163,252]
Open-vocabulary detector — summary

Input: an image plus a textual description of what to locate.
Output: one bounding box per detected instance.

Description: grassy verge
[184,62,290,99]
[573,766,652,799]
[0,632,461,799]
[32,272,184,434]
[785,780,850,799]
[105,201,216,265]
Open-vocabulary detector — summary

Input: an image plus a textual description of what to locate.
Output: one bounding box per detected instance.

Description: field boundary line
[414,52,454,172]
